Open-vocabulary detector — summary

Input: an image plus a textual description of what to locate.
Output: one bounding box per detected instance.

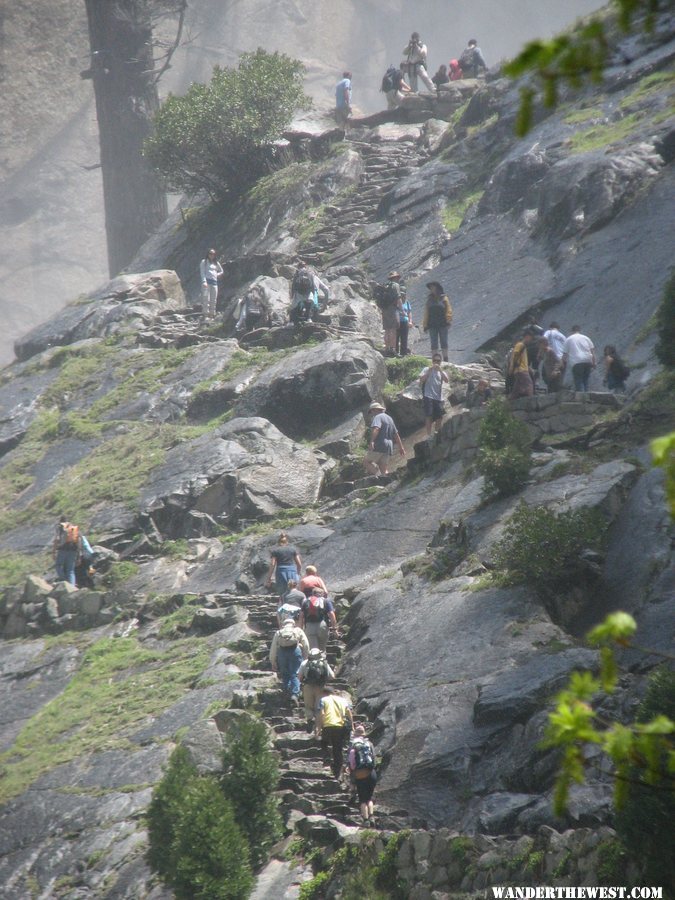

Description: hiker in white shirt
[562,325,596,392]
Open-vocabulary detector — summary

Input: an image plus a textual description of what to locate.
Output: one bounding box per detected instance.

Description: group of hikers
[507,321,631,399]
[267,533,378,825]
[374,272,453,360]
[336,33,488,121]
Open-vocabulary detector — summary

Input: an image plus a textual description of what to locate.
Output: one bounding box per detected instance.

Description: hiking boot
[306,720,314,733]
[290,695,299,707]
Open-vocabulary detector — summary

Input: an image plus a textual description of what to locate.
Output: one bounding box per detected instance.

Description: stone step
[278,776,344,796]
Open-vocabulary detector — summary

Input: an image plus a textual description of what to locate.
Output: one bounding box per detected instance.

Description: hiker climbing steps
[206,589,409,833]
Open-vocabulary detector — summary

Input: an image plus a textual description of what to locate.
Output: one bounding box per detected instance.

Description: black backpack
[376,281,399,310]
[381,65,399,93]
[352,740,375,771]
[459,47,476,71]
[426,297,447,328]
[292,269,314,295]
[304,658,328,685]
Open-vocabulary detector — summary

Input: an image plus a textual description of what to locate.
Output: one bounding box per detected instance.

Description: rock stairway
[299,136,428,266]
[136,307,222,348]
[209,591,410,833]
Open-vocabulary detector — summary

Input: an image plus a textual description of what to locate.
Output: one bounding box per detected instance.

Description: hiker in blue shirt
[335,71,352,125]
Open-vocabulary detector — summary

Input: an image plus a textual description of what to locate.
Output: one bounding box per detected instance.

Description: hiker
[74,533,97,589]
[422,281,453,362]
[318,687,353,778]
[364,401,406,476]
[348,724,378,825]
[266,532,302,597]
[449,59,462,81]
[603,345,630,392]
[269,616,310,707]
[290,261,329,325]
[543,322,566,362]
[375,271,403,356]
[541,337,565,393]
[397,290,413,357]
[277,579,306,627]
[432,64,450,89]
[236,283,270,333]
[299,587,339,652]
[467,378,492,408]
[507,330,535,400]
[299,648,335,734]
[459,39,488,79]
[402,32,435,93]
[298,564,329,598]
[53,517,82,587]
[524,323,544,387]
[199,248,223,319]
[562,325,596,392]
[419,354,449,437]
[335,70,352,125]
[382,64,412,109]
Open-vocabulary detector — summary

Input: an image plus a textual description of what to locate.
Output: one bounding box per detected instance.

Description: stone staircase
[208,591,410,833]
[299,135,428,266]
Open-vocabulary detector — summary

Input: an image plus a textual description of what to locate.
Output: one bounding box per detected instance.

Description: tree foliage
[652,431,675,517]
[144,48,312,197]
[504,0,663,135]
[476,398,531,497]
[545,613,674,870]
[219,717,283,869]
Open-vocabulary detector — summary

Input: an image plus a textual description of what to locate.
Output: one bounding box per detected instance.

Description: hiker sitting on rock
[348,724,378,825]
[53,516,82,588]
[363,401,405,477]
[299,587,339,652]
[449,59,462,81]
[318,687,353,778]
[270,615,309,708]
[299,648,335,735]
[277,578,306,627]
[466,378,492,408]
[289,261,330,325]
[432,64,449,89]
[267,531,302,597]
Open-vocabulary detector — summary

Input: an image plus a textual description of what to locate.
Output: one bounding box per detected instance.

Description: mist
[0,0,604,366]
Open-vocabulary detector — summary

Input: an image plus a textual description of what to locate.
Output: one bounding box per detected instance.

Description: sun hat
[368,401,386,412]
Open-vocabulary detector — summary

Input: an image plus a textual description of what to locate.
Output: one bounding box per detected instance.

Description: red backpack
[306,596,325,622]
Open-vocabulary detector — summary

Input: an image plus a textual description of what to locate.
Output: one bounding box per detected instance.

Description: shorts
[423,397,444,421]
[354,769,377,803]
[365,449,391,469]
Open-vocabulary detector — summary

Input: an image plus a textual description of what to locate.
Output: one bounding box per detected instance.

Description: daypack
[352,739,375,774]
[278,621,299,648]
[426,297,448,328]
[459,47,476,71]
[59,523,79,548]
[292,269,314,296]
[377,281,399,310]
[381,65,399,93]
[306,595,325,622]
[304,658,328,685]
[616,360,630,380]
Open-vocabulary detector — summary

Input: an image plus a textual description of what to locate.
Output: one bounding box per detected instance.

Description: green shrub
[145,49,311,198]
[146,746,196,878]
[477,398,531,497]
[615,667,675,887]
[171,776,253,900]
[219,717,283,869]
[493,501,607,595]
[655,269,675,368]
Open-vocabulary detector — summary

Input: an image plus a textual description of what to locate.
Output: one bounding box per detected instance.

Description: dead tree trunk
[83,0,168,276]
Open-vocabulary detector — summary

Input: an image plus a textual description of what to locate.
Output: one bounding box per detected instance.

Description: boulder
[23,575,53,604]
[316,411,366,458]
[480,149,551,215]
[236,340,386,439]
[14,270,185,362]
[140,417,327,537]
[190,605,248,634]
[180,719,224,774]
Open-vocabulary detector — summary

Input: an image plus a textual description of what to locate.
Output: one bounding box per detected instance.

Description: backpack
[59,523,79,548]
[616,360,630,380]
[278,621,299,648]
[306,595,325,622]
[292,269,313,296]
[304,658,328,685]
[426,297,448,329]
[459,47,476,71]
[377,281,399,310]
[352,740,375,775]
[381,65,399,93]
